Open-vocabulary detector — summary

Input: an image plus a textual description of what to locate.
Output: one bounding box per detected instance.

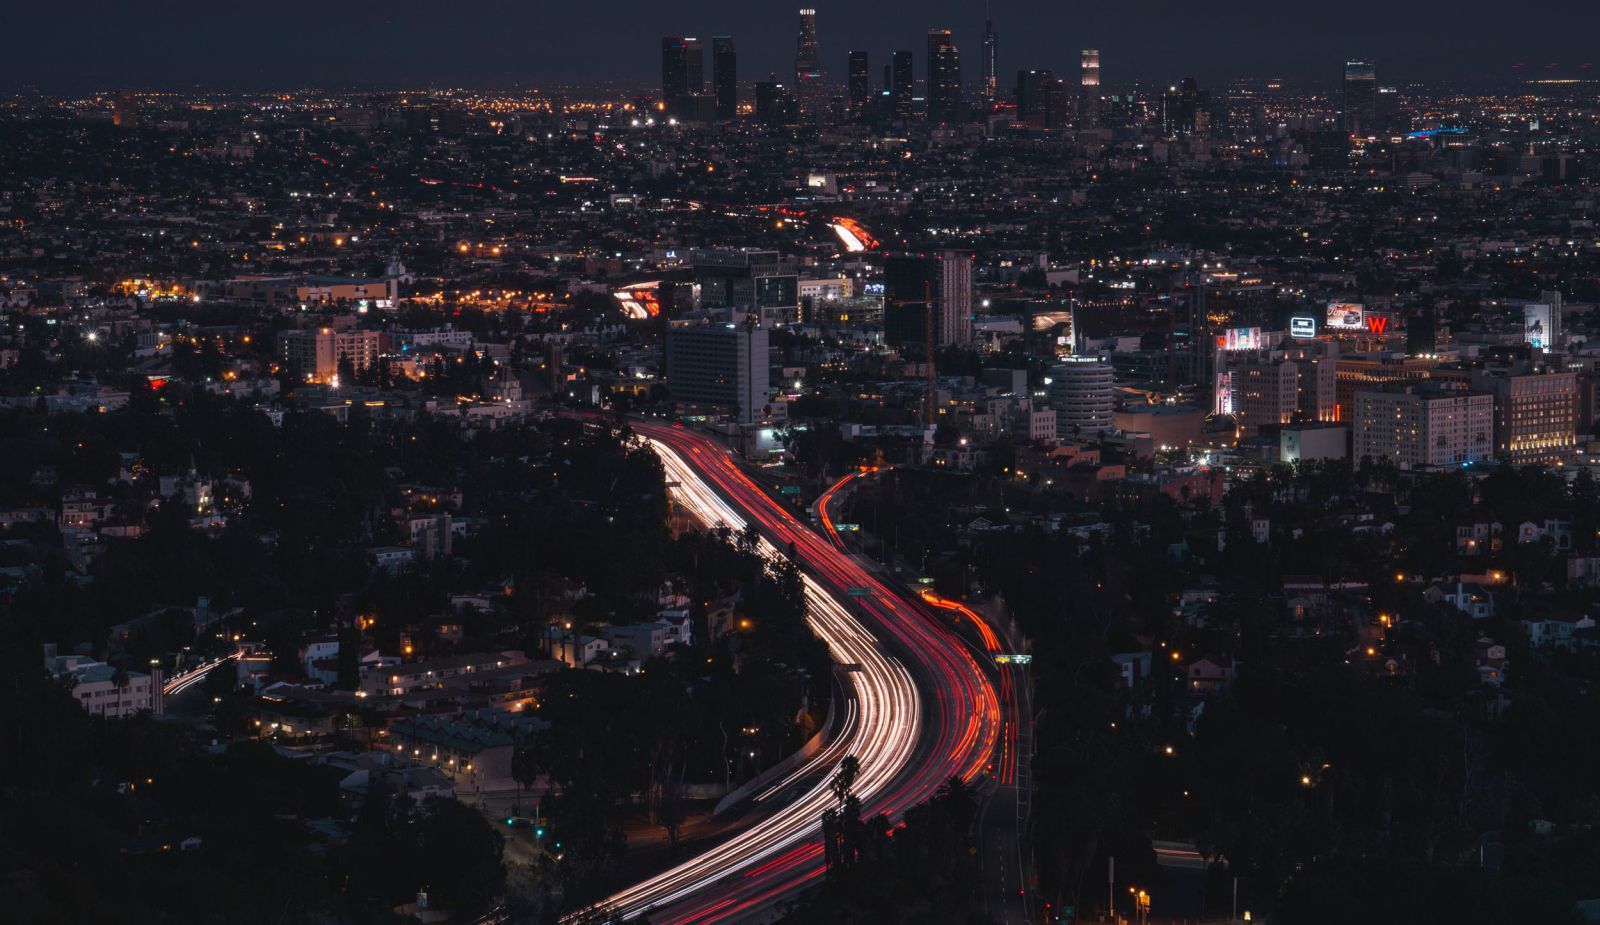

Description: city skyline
[4,2,1600,923]
[5,0,1598,92]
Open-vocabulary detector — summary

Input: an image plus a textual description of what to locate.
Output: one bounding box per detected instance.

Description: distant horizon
[5,0,1596,94]
[4,72,1593,99]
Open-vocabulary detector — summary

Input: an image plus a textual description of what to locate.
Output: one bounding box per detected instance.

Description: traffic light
[535,827,546,838]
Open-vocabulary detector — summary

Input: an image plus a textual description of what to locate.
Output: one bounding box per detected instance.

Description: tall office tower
[661,37,705,118]
[1375,85,1401,134]
[891,51,915,122]
[1015,69,1054,126]
[882,251,975,350]
[1046,357,1116,437]
[665,320,771,424]
[981,12,998,105]
[1080,49,1101,126]
[927,30,962,122]
[755,82,799,126]
[794,8,828,121]
[795,8,820,72]
[1341,59,1377,137]
[847,51,872,122]
[1162,77,1203,135]
[713,37,738,120]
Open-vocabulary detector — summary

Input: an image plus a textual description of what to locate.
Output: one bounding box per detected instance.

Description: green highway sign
[995,654,1033,666]
[847,587,870,598]
[835,522,861,532]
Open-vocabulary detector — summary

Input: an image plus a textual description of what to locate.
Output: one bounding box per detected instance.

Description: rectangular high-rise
[891,51,915,122]
[713,37,738,120]
[1163,77,1204,135]
[847,51,871,123]
[1353,382,1494,470]
[926,30,961,122]
[661,37,705,118]
[755,82,798,126]
[277,327,382,383]
[1080,49,1101,126]
[883,251,974,351]
[665,321,771,424]
[691,248,799,326]
[1229,357,1300,436]
[1471,367,1578,466]
[1016,69,1068,128]
[1341,60,1377,137]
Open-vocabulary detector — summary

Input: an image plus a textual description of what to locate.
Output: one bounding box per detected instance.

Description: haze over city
[5,0,1598,90]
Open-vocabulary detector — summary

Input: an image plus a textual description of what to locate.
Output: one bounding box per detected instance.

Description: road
[818,471,1035,925]
[162,650,242,696]
[582,423,1002,923]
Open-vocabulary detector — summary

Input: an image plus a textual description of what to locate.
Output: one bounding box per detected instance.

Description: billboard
[1290,316,1318,338]
[1214,371,1234,416]
[1223,327,1263,351]
[1524,303,1553,349]
[1326,302,1365,331]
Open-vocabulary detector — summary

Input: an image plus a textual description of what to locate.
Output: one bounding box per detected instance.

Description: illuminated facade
[1229,358,1299,436]
[1046,357,1116,437]
[1352,382,1493,470]
[794,9,827,121]
[277,328,382,382]
[1080,49,1101,126]
[1334,353,1438,422]
[1483,370,1579,466]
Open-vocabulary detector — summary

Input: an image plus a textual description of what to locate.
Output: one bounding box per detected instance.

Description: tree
[415,797,507,914]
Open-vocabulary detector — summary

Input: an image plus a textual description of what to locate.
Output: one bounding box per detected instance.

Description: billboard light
[1326,302,1365,331]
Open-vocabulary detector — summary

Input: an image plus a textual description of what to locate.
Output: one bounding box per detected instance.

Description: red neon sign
[1366,315,1389,334]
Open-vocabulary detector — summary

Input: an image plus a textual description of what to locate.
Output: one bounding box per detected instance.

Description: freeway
[162,650,242,697]
[584,422,1001,923]
[818,471,1035,925]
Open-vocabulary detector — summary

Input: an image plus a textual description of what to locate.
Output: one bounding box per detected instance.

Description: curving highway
[585,422,1002,923]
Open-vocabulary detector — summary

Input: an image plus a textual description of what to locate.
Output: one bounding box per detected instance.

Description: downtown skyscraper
[891,50,914,122]
[847,51,871,123]
[1080,49,1101,127]
[1341,59,1377,137]
[981,11,998,106]
[794,8,828,122]
[661,37,705,119]
[713,37,737,120]
[927,29,961,123]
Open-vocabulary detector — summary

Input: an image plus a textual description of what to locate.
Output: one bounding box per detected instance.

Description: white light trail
[583,435,922,920]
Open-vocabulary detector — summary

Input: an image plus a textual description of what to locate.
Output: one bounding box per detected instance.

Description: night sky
[5,0,1595,91]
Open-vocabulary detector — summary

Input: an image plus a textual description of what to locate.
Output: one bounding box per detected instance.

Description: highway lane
[162,650,242,696]
[820,471,1034,925]
[581,423,1001,923]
